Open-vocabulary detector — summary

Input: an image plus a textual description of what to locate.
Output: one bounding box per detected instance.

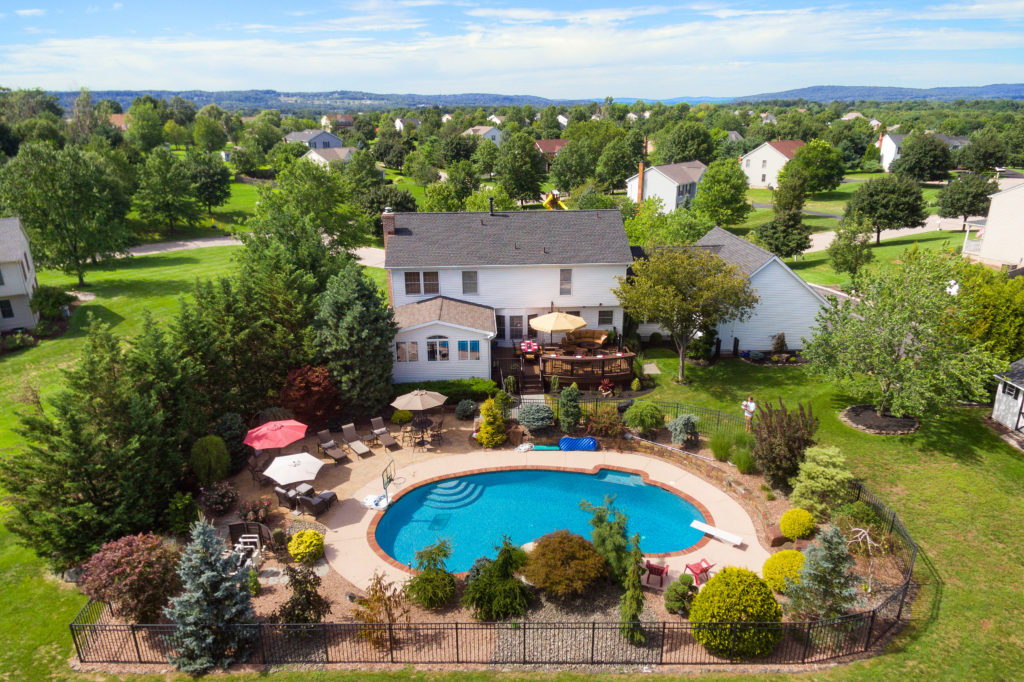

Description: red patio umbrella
[243,419,308,450]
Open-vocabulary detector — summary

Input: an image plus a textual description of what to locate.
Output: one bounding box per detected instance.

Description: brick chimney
[382,207,396,247]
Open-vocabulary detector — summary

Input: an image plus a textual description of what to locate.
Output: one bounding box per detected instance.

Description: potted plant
[597,378,614,398]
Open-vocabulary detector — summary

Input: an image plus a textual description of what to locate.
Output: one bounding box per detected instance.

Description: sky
[1,1,1024,99]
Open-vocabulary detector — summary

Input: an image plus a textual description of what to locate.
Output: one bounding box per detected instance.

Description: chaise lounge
[316,429,351,464]
[342,423,372,457]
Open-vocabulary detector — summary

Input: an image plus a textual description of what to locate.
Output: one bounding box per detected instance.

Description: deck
[493,344,636,391]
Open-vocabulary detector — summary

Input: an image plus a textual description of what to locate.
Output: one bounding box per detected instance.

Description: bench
[690,520,743,546]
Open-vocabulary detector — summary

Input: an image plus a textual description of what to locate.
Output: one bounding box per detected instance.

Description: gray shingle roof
[997,358,1024,388]
[0,217,28,263]
[394,296,495,333]
[384,210,633,268]
[693,227,774,275]
[654,161,707,186]
[283,129,339,143]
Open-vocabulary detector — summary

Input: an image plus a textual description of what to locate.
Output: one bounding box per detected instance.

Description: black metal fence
[542,397,747,441]
[70,480,917,668]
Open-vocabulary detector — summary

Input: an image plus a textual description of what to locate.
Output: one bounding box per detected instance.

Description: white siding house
[463,125,502,147]
[283,129,344,150]
[740,140,804,189]
[391,300,495,384]
[625,161,706,213]
[0,217,39,331]
[992,359,1024,433]
[303,147,356,166]
[962,183,1024,270]
[877,133,971,172]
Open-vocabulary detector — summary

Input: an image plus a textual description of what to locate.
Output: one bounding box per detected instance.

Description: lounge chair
[316,429,350,463]
[371,417,400,449]
[297,490,338,518]
[341,423,372,457]
[644,560,669,587]
[274,486,297,510]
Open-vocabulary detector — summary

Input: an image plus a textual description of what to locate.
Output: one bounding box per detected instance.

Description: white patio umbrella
[261,452,325,487]
[391,389,448,412]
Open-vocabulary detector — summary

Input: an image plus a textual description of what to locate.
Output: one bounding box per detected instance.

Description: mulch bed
[839,405,920,436]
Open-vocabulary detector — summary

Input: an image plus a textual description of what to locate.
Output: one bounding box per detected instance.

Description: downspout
[636,162,645,203]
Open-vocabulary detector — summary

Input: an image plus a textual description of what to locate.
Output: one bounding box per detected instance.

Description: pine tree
[618,536,646,645]
[314,261,398,416]
[558,382,582,433]
[579,495,632,585]
[785,528,860,620]
[165,521,256,674]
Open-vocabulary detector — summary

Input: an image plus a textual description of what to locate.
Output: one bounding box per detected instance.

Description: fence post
[70,626,84,662]
[322,623,329,663]
[130,624,143,663]
[728,623,737,661]
[387,622,395,663]
[864,610,877,651]
[590,622,596,664]
[895,582,909,622]
[801,622,812,662]
[455,622,460,664]
[659,622,666,664]
[259,623,268,665]
[521,622,527,663]
[854,483,862,502]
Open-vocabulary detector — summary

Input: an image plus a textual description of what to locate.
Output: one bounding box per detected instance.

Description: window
[404,272,421,295]
[598,310,614,326]
[426,335,449,361]
[423,271,439,294]
[761,159,767,169]
[404,271,440,295]
[560,269,572,296]
[566,311,580,317]
[495,315,506,340]
[0,299,13,319]
[19,261,25,281]
[395,341,419,362]
[745,158,750,167]
[0,268,4,286]
[509,315,523,339]
[527,313,538,339]
[761,174,766,183]
[1003,382,1021,400]
[458,340,481,360]
[462,270,478,295]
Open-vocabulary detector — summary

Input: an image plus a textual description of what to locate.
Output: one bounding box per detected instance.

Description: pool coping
[366,464,715,576]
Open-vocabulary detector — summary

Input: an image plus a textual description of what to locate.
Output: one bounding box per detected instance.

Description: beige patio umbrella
[391,389,448,412]
[529,311,586,345]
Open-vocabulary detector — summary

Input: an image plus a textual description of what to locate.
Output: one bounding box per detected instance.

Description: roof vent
[514,241,519,249]
[542,246,549,254]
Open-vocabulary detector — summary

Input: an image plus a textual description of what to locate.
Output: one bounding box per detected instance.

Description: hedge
[392,379,498,404]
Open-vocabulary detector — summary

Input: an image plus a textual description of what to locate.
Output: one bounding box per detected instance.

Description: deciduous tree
[134,147,201,232]
[889,133,952,181]
[550,138,598,193]
[495,131,546,204]
[783,139,845,194]
[843,174,926,244]
[125,99,165,152]
[938,172,998,230]
[192,114,228,152]
[596,137,638,189]
[827,216,875,279]
[184,150,231,216]
[959,126,1008,173]
[653,121,715,165]
[691,158,753,226]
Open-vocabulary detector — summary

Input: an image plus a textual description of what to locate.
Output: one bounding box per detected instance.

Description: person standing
[742,395,757,432]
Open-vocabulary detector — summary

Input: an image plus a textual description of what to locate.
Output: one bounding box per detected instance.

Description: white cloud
[14,8,45,17]
[924,1,1024,19]
[112,2,123,9]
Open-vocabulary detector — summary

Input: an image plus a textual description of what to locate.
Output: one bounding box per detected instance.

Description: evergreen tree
[558,382,582,433]
[314,261,398,416]
[619,537,646,645]
[755,210,811,258]
[785,528,860,620]
[134,147,201,233]
[579,495,632,585]
[165,521,256,674]
[184,150,232,216]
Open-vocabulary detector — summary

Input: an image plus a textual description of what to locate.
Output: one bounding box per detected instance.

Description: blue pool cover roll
[559,436,597,451]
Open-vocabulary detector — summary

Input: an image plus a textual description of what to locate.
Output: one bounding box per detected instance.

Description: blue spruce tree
[785,527,860,620]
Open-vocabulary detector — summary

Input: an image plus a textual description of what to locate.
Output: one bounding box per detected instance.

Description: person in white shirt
[741,395,756,432]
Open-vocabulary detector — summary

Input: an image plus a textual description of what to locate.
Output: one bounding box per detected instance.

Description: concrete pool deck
[321,449,771,590]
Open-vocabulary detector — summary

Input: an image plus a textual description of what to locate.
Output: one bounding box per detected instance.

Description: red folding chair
[684,559,716,586]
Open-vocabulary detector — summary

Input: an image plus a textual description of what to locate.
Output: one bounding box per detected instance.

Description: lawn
[641,352,1024,680]
[385,169,427,206]
[130,180,259,243]
[786,230,960,287]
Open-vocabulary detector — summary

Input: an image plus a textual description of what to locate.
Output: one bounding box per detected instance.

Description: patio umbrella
[243,419,308,450]
[261,452,325,487]
[391,389,448,412]
[529,311,586,345]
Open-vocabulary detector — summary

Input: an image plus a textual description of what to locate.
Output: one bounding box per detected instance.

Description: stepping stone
[259,568,284,585]
[643,362,661,375]
[312,558,329,577]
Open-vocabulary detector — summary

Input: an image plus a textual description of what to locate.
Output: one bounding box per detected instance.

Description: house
[108,113,129,131]
[556,114,569,128]
[534,139,568,170]
[625,161,707,213]
[394,117,420,133]
[726,130,744,142]
[0,217,39,332]
[877,133,970,172]
[841,112,865,121]
[441,113,453,123]
[739,140,805,189]
[992,358,1024,433]
[303,146,357,166]
[637,228,827,352]
[382,209,633,382]
[283,129,344,150]
[320,114,353,131]
[759,112,777,125]
[626,111,652,123]
[962,183,1024,270]
[487,114,505,126]
[869,117,882,130]
[463,125,502,147]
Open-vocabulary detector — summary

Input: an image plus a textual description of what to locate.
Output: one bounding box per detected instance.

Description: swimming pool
[373,467,709,572]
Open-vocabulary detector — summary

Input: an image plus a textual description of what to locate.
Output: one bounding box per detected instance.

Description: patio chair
[341,423,372,457]
[247,456,272,487]
[314,430,350,463]
[370,417,400,449]
[274,486,297,510]
[644,560,669,587]
[429,417,444,446]
[297,490,338,518]
[684,559,716,587]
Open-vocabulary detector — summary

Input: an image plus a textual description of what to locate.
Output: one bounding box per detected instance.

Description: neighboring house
[0,217,39,332]
[626,111,652,123]
[962,183,1024,270]
[992,358,1024,433]
[320,114,353,131]
[534,139,568,170]
[868,117,882,129]
[394,118,420,133]
[487,114,505,126]
[636,228,828,353]
[441,113,453,123]
[283,129,344,149]
[556,114,569,128]
[739,140,805,189]
[877,132,970,172]
[726,130,744,142]
[303,146,357,166]
[463,125,502,147]
[760,112,777,125]
[625,161,707,213]
[841,112,865,121]
[108,113,129,131]
[383,209,633,381]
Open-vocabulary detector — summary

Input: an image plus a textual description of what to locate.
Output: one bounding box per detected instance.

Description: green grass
[385,169,426,206]
[786,230,959,287]
[642,353,1024,680]
[130,181,258,244]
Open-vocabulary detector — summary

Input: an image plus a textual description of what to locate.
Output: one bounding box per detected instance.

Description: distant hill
[738,84,1024,103]
[50,89,589,114]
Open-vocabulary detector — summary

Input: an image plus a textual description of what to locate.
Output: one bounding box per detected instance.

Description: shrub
[503,375,517,394]
[580,496,632,585]
[455,399,477,420]
[667,414,698,445]
[391,410,413,424]
[787,355,798,363]
[354,571,411,649]
[34,318,57,337]
[493,390,512,422]
[246,568,261,596]
[584,405,626,438]
[749,350,765,361]
[271,527,287,549]
[549,375,560,394]
[80,533,181,623]
[190,435,230,486]
[465,556,493,586]
[623,401,664,435]
[3,331,37,351]
[239,497,273,523]
[630,377,641,391]
[789,445,856,521]
[278,365,338,426]
[461,538,530,620]
[392,378,498,403]
[664,574,697,615]
[732,449,758,474]
[404,540,457,610]
[771,332,788,354]
[288,529,325,564]
[274,564,331,624]
[257,406,294,424]
[762,550,805,593]
[476,398,507,448]
[517,402,554,432]
[689,567,782,659]
[211,412,252,475]
[598,378,614,394]
[558,383,582,432]
[619,539,646,645]
[648,332,663,346]
[709,431,733,461]
[771,355,781,363]
[780,508,816,540]
[687,325,719,360]
[523,530,607,598]
[786,528,859,620]
[199,480,238,516]
[29,285,74,319]
[165,492,199,535]
[751,399,818,487]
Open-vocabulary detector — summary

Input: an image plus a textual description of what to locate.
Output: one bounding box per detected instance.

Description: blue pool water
[375,468,707,572]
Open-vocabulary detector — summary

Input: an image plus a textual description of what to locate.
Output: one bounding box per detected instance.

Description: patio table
[520,340,539,353]
[576,340,601,350]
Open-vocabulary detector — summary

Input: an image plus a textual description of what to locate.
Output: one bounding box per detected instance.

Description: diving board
[691,520,743,547]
